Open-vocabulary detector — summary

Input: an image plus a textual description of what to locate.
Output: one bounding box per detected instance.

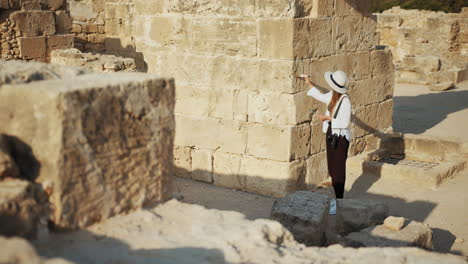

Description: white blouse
[307,87,352,141]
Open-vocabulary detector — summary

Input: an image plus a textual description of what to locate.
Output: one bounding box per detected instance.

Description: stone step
[348,133,468,189]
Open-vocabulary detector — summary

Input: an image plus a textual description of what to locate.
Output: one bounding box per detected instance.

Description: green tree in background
[372,0,468,13]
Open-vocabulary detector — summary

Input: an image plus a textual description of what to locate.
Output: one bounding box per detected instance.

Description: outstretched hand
[317,115,332,122]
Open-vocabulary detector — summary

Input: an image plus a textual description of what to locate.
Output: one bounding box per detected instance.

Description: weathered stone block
[271,191,329,246]
[218,120,247,155]
[311,0,333,17]
[335,199,389,235]
[0,65,175,229]
[191,149,213,183]
[46,34,74,57]
[213,152,244,190]
[242,157,305,197]
[55,10,72,34]
[334,0,371,17]
[305,151,328,187]
[0,179,44,239]
[11,11,56,37]
[22,1,41,10]
[401,56,441,72]
[174,145,191,179]
[343,220,433,249]
[293,18,333,59]
[258,18,294,59]
[377,14,402,28]
[246,123,310,162]
[332,16,377,53]
[19,36,46,59]
[247,91,312,125]
[370,47,394,76]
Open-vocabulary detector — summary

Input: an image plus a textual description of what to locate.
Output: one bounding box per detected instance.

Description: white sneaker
[330,199,337,215]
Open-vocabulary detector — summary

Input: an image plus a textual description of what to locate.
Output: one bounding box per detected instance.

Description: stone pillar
[129,0,394,197]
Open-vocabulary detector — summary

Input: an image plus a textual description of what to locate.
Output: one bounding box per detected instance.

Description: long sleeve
[331,97,351,129]
[307,87,332,104]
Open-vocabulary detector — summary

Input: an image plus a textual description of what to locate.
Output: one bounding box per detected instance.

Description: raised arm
[304,77,331,104]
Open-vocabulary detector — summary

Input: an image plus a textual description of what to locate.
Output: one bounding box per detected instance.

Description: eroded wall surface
[110,0,393,197]
[377,6,468,86]
[0,0,74,61]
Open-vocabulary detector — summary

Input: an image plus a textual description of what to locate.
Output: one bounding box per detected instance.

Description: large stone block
[213,152,244,190]
[191,149,213,183]
[173,145,191,179]
[11,11,56,37]
[305,151,328,187]
[258,18,294,59]
[334,0,371,17]
[370,47,394,76]
[19,36,46,59]
[189,17,256,57]
[348,73,393,107]
[271,191,329,246]
[0,66,175,229]
[332,16,377,53]
[293,17,333,59]
[246,123,310,162]
[46,34,74,57]
[174,115,221,149]
[343,220,433,249]
[174,116,247,154]
[310,0,333,17]
[247,91,313,125]
[335,199,389,235]
[241,157,306,197]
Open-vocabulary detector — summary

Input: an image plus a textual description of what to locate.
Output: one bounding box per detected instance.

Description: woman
[300,70,351,215]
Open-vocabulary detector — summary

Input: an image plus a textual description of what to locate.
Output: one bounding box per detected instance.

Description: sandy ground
[176,81,468,256]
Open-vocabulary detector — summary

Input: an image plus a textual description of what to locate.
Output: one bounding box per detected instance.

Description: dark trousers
[326,125,350,199]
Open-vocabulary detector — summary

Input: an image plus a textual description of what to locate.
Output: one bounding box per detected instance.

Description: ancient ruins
[0,0,468,263]
[376,6,468,89]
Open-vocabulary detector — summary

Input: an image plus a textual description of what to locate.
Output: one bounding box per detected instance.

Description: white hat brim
[324,72,347,94]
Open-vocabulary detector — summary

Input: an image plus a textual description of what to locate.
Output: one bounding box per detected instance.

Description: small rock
[172,193,184,201]
[429,81,454,91]
[384,216,405,231]
[335,199,389,235]
[342,220,433,250]
[455,237,464,243]
[271,191,329,246]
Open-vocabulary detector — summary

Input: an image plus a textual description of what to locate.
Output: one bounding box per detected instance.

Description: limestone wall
[98,0,393,197]
[0,0,74,61]
[0,60,174,229]
[376,7,468,86]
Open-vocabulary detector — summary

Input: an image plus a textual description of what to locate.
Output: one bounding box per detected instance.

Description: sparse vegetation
[372,0,468,13]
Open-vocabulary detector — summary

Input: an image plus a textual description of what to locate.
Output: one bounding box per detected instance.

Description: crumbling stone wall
[0,60,174,229]
[51,48,137,72]
[67,0,106,52]
[113,0,394,197]
[0,0,74,61]
[377,7,468,86]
